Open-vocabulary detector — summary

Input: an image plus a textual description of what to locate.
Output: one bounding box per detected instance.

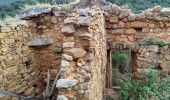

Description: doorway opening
[106,49,132,88]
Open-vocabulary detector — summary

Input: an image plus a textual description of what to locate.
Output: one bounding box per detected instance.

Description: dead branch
[43,68,61,100]
[0,88,41,100]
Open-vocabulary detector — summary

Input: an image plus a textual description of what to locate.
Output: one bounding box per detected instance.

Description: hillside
[0,0,170,19]
[0,0,17,4]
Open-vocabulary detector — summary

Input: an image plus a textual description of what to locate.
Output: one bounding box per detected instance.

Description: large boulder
[56,79,78,88]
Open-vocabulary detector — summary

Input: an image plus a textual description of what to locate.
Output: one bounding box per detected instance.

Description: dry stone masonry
[1,2,170,100]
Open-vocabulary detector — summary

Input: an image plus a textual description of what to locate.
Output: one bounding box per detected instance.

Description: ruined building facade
[1,3,170,100]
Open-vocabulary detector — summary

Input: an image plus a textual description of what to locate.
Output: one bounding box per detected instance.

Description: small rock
[62,54,73,61]
[147,45,159,53]
[161,61,170,73]
[127,14,136,21]
[56,79,78,88]
[61,60,70,68]
[119,9,130,19]
[64,48,87,59]
[61,24,76,35]
[110,16,118,23]
[62,42,74,48]
[57,95,68,100]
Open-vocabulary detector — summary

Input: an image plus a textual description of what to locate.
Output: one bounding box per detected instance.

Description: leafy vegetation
[142,38,169,47]
[119,69,170,100]
[112,52,130,65]
[0,0,76,20]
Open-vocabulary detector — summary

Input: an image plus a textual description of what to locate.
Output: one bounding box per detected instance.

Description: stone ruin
[1,2,170,100]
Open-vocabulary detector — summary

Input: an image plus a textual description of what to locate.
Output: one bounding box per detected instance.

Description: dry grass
[0,0,80,25]
[0,16,19,26]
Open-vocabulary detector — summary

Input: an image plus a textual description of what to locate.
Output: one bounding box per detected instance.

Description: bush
[142,38,169,47]
[119,70,170,100]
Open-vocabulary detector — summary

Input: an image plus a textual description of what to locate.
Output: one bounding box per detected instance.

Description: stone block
[77,17,89,26]
[160,8,170,17]
[56,79,78,88]
[161,61,170,73]
[27,37,53,46]
[110,16,118,23]
[64,48,87,59]
[61,24,76,35]
[62,54,73,61]
[62,42,74,48]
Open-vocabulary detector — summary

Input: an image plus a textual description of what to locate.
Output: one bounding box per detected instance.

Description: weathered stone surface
[147,45,159,53]
[57,95,68,100]
[77,17,89,26]
[56,79,78,88]
[61,60,70,68]
[160,8,170,17]
[127,14,136,21]
[79,33,92,40]
[64,48,87,58]
[20,7,52,19]
[110,16,118,23]
[62,54,73,61]
[27,37,53,46]
[0,26,11,32]
[126,21,148,28]
[161,61,170,73]
[119,9,130,19]
[62,42,75,48]
[165,55,170,61]
[61,24,76,35]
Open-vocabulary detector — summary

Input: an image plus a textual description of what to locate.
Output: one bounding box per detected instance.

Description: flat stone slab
[160,8,170,17]
[64,48,87,58]
[20,7,52,20]
[27,37,53,47]
[56,79,78,88]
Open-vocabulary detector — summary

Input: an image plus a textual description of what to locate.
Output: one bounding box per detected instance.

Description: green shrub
[119,70,170,100]
[112,52,130,65]
[142,38,169,47]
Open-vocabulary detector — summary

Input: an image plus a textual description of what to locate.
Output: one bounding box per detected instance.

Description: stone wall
[56,6,107,100]
[103,4,170,76]
[1,3,170,100]
[27,12,65,81]
[0,23,42,99]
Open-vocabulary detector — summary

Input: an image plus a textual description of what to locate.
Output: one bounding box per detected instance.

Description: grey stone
[61,24,76,35]
[127,14,136,21]
[77,17,89,26]
[20,7,52,19]
[64,48,87,59]
[27,37,53,46]
[61,60,70,68]
[152,6,161,12]
[119,9,130,19]
[160,8,170,17]
[57,95,68,100]
[147,45,159,53]
[62,42,75,48]
[56,79,78,88]
[62,54,73,61]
